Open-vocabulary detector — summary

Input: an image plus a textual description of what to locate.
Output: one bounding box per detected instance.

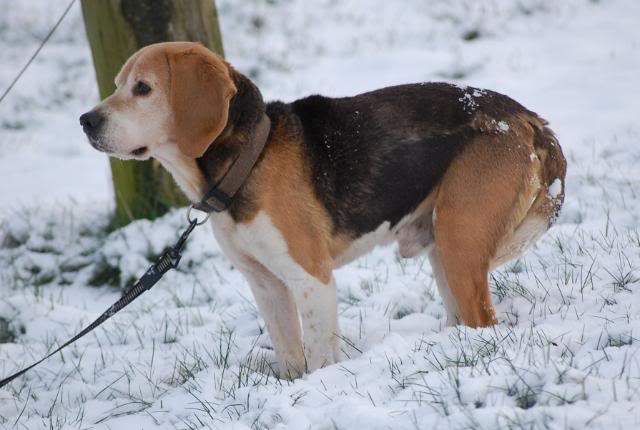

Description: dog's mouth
[88,138,112,154]
[130,147,148,157]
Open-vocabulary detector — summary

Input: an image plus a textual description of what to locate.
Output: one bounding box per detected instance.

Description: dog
[80,42,566,378]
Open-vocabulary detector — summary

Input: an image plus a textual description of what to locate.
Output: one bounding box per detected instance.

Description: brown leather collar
[193,114,271,213]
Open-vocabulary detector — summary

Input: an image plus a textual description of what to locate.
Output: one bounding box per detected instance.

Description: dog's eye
[133,81,151,96]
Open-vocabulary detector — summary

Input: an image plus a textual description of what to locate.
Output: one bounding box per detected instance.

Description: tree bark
[80,0,225,227]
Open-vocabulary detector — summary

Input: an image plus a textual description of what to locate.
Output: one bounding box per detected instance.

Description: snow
[2,0,640,429]
[548,178,563,199]
[458,91,480,112]
[497,121,510,133]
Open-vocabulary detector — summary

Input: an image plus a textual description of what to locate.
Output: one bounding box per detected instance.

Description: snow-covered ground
[1,0,640,428]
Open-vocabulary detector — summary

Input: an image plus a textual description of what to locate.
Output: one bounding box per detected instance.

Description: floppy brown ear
[168,46,237,158]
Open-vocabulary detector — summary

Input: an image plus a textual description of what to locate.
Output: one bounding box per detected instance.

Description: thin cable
[0,0,77,106]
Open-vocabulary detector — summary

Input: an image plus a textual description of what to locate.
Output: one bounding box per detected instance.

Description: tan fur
[165,43,237,158]
[97,43,236,161]
[112,47,210,199]
[493,115,566,267]
[245,121,335,285]
[114,50,142,88]
[108,47,168,112]
[430,113,565,327]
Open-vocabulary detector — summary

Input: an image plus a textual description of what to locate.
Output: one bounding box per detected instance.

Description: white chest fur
[212,204,436,279]
[209,211,339,374]
[210,211,321,287]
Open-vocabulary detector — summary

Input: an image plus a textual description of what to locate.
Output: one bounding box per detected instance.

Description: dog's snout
[79,110,104,137]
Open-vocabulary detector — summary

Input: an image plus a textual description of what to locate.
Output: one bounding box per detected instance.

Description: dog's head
[80,42,237,160]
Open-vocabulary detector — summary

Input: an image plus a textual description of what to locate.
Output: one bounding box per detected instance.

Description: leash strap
[0,114,271,388]
[0,218,199,389]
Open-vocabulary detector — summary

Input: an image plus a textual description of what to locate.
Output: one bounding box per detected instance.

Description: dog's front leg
[288,276,340,372]
[241,262,306,379]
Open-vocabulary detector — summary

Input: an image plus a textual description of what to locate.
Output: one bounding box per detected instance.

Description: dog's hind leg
[429,122,541,327]
[427,248,459,326]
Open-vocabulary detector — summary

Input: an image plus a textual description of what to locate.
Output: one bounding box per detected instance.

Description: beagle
[80,42,566,378]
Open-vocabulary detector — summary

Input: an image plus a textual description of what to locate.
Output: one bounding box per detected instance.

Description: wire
[0,0,77,106]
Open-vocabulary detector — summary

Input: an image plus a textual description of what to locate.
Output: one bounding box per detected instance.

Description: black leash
[0,113,270,389]
[0,209,207,389]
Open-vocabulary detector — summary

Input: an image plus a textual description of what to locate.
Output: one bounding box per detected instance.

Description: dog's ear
[168,46,237,158]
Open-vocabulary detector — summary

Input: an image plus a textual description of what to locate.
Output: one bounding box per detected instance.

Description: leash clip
[153,208,206,278]
[187,206,210,226]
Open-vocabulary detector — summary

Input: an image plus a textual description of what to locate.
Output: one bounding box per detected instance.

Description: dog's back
[268,83,564,242]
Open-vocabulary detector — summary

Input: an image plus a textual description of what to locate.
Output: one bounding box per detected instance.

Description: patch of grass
[59,258,91,273]
[0,317,16,343]
[439,69,468,80]
[1,119,26,130]
[88,258,122,287]
[606,333,635,348]
[606,267,638,293]
[0,217,28,249]
[0,230,27,249]
[392,306,413,320]
[491,272,535,304]
[462,29,480,41]
[27,244,61,255]
[32,269,56,287]
[509,382,538,410]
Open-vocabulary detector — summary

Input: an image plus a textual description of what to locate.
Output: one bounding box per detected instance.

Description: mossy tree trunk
[81,0,225,228]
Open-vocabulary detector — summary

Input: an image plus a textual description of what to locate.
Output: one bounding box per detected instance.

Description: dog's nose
[79,110,104,137]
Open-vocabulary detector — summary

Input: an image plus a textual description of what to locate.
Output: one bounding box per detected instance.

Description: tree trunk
[80,0,225,228]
